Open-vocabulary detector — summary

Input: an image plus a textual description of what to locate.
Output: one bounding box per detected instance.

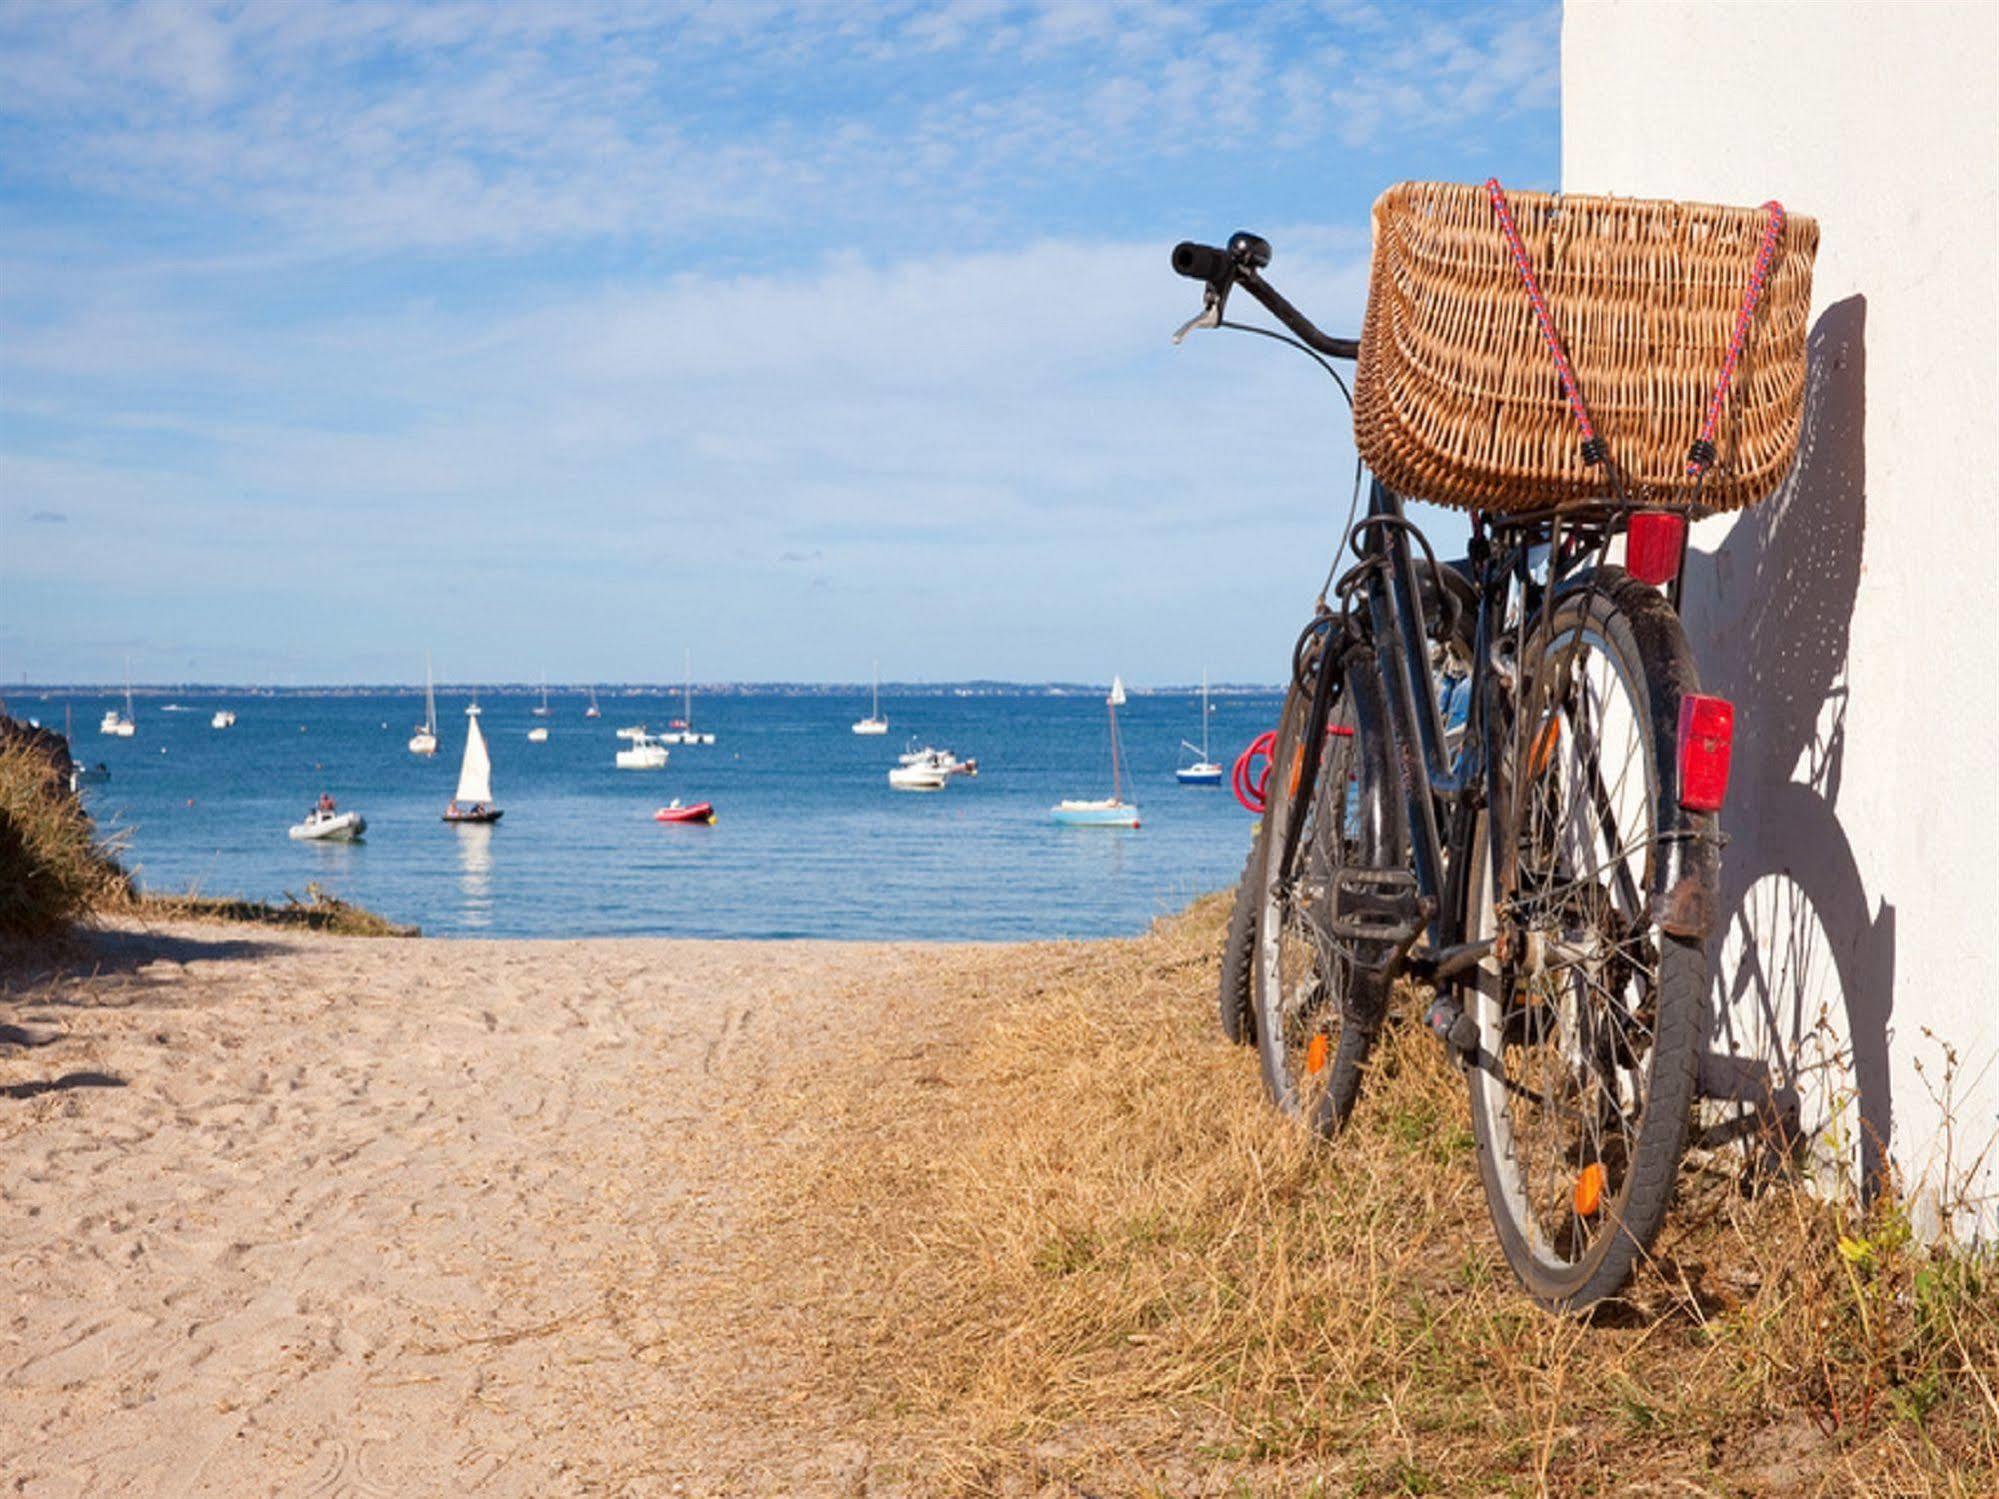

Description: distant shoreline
[6,680,1288,699]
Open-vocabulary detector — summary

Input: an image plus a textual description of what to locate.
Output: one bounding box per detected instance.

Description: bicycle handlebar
[1171,233,1360,361]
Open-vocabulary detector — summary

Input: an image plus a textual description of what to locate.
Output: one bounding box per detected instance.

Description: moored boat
[654,799,716,824]
[1053,675,1139,827]
[852,660,888,734]
[211,708,237,729]
[888,760,948,791]
[615,728,669,770]
[410,654,440,755]
[1175,668,1223,784]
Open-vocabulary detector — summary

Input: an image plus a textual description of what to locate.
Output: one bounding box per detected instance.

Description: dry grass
[0,739,129,935]
[737,895,1999,1495]
[127,883,419,937]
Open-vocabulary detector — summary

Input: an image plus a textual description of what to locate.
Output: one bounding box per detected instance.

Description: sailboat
[1053,676,1141,826]
[1176,669,1224,785]
[531,677,552,717]
[851,661,888,735]
[664,649,716,745]
[409,655,440,755]
[443,702,503,823]
[99,661,135,737]
[584,686,602,720]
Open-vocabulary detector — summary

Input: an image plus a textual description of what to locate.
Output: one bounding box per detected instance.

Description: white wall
[1564,0,1999,1234]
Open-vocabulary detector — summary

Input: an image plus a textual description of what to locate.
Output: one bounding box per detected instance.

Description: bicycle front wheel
[1251,679,1384,1137]
[1461,572,1710,1310]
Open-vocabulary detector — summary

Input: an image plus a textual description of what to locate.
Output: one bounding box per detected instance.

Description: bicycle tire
[1251,670,1388,1136]
[1459,570,1711,1310]
[1218,828,1263,1045]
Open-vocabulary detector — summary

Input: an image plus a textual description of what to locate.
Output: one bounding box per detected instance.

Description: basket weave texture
[1353,181,1818,513]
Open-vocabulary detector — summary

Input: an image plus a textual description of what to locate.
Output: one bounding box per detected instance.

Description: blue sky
[1,0,1558,686]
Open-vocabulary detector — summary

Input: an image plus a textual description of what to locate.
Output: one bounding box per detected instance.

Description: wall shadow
[1683,294,1895,1200]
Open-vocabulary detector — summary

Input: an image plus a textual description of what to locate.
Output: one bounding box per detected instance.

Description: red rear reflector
[1677,695,1734,812]
[1627,511,1687,587]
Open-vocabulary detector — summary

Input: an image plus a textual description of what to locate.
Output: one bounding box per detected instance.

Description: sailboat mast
[1200,669,1210,761]
[1109,698,1123,804]
[684,648,692,726]
[872,661,879,718]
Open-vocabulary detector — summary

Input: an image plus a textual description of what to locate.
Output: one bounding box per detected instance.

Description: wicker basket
[1353,181,1818,514]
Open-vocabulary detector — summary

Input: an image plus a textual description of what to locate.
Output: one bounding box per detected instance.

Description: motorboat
[1052,676,1139,827]
[852,660,888,735]
[410,654,440,755]
[654,799,716,825]
[69,762,111,791]
[616,728,669,770]
[527,725,549,743]
[291,802,366,841]
[898,745,979,778]
[888,760,948,791]
[1175,669,1223,785]
[443,703,504,823]
[211,709,237,729]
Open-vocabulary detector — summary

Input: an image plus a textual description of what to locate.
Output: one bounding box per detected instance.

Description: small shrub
[0,736,126,935]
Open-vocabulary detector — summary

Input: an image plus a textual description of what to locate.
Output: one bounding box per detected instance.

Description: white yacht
[409,654,440,756]
[615,727,669,770]
[100,666,135,737]
[852,661,888,735]
[210,708,237,729]
[1175,669,1223,785]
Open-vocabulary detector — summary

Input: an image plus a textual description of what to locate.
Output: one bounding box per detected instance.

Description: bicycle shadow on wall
[1681,294,1897,1205]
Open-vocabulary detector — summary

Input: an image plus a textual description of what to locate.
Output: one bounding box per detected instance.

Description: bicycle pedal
[1327,866,1428,944]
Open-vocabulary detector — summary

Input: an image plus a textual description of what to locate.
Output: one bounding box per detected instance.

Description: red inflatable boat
[653,800,715,825]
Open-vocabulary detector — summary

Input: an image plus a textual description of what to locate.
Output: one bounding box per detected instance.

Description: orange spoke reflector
[1574,1162,1606,1216]
[1304,1033,1329,1075]
[1529,715,1562,776]
[1287,747,1305,797]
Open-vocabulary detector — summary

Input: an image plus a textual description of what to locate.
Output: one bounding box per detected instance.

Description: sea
[36,687,1283,941]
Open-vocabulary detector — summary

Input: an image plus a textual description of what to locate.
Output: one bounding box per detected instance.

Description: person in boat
[316,792,336,814]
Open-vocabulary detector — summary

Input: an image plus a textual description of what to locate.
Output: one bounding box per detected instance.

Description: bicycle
[1175,222,1750,1311]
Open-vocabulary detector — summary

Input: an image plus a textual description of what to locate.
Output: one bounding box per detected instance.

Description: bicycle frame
[1317,482,1724,1007]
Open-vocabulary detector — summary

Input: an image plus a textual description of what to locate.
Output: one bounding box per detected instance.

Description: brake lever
[1171,289,1224,344]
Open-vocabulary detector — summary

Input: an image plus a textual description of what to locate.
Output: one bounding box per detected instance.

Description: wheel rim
[1468,620,1664,1276]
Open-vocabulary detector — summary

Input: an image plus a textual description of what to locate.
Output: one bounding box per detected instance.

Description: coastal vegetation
[740,896,1999,1494]
[0,732,127,935]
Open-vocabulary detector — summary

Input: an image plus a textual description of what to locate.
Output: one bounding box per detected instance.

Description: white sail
[423,655,437,734]
[455,705,494,804]
[1107,675,1127,707]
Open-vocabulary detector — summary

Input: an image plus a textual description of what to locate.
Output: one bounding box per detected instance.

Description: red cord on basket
[1485,178,1603,462]
[1687,201,1787,475]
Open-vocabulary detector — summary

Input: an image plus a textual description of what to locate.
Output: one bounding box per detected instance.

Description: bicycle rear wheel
[1460,572,1710,1310]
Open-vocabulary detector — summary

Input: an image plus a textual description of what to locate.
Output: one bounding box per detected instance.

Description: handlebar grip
[1171,241,1230,282]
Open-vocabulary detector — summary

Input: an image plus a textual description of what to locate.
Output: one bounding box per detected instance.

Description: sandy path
[0,920,958,1496]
